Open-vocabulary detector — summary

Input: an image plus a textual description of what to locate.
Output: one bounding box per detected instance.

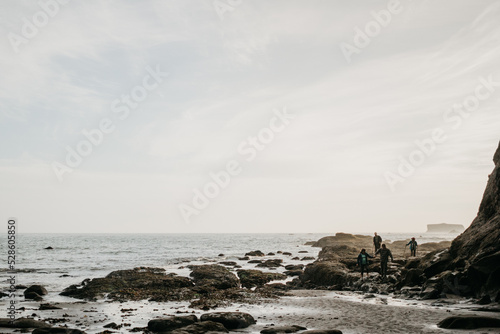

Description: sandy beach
[3,288,500,334]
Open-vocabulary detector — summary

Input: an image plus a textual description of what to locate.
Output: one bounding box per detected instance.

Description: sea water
[0,232,458,300]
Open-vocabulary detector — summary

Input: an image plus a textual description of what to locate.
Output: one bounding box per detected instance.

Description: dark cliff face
[449,140,500,296]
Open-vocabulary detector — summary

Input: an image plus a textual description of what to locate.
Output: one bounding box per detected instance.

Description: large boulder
[256,259,283,268]
[312,233,372,249]
[60,267,194,301]
[245,250,265,256]
[170,321,228,334]
[200,312,256,329]
[261,325,307,334]
[189,265,239,290]
[148,315,198,332]
[237,270,286,288]
[300,261,350,288]
[32,329,86,334]
[0,318,51,328]
[438,316,500,329]
[318,245,358,261]
[24,285,48,297]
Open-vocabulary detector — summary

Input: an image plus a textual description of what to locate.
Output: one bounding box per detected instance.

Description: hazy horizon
[1,1,499,234]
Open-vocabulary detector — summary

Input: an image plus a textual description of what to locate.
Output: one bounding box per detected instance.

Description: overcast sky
[1,0,499,233]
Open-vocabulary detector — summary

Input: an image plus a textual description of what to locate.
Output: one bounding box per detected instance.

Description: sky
[0,0,499,234]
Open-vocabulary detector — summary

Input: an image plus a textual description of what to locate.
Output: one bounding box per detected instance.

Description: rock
[218,254,224,257]
[189,265,239,290]
[301,257,315,261]
[302,331,342,334]
[0,292,8,298]
[318,245,358,261]
[0,318,51,328]
[312,233,372,248]
[256,259,283,268]
[25,285,48,296]
[16,284,28,289]
[292,257,300,260]
[219,261,237,266]
[420,287,440,300]
[267,252,275,256]
[398,268,424,288]
[148,315,198,332]
[300,261,349,288]
[478,295,492,305]
[298,251,308,253]
[284,264,304,270]
[39,303,62,310]
[25,292,43,301]
[284,270,303,277]
[248,260,262,264]
[237,270,286,288]
[60,267,194,301]
[238,257,249,261]
[282,252,292,256]
[44,246,54,250]
[261,325,307,334]
[170,320,228,334]
[200,312,256,329]
[32,329,86,334]
[422,250,452,279]
[438,316,500,329]
[245,250,265,257]
[103,322,119,329]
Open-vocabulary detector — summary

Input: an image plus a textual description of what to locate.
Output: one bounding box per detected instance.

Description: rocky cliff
[447,140,500,298]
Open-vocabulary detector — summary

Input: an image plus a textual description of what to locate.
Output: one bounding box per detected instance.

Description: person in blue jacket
[406,237,418,257]
[357,248,374,279]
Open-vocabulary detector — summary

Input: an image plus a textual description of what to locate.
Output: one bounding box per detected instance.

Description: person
[375,243,393,279]
[357,248,374,280]
[373,232,382,252]
[406,237,418,257]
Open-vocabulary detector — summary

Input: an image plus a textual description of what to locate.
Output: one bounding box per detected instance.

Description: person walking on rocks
[406,237,418,257]
[373,232,382,253]
[357,248,373,280]
[375,244,393,279]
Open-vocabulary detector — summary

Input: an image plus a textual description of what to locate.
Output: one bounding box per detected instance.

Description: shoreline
[3,290,500,333]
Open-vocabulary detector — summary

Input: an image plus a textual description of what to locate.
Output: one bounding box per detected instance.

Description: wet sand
[4,289,500,333]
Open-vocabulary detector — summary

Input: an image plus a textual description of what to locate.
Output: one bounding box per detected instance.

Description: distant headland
[426,223,465,233]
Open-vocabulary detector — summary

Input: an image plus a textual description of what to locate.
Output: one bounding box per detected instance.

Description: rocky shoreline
[1,141,499,333]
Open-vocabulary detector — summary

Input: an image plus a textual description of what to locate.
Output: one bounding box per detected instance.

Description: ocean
[0,232,458,296]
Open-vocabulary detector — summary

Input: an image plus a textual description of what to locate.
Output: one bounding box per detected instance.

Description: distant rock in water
[426,223,464,233]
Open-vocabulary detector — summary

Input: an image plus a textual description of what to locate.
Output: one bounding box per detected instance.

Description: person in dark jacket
[406,237,418,257]
[357,248,374,279]
[373,232,382,252]
[375,244,393,279]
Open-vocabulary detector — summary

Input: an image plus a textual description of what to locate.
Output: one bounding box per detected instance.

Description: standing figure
[406,237,418,257]
[373,232,382,252]
[375,243,393,279]
[357,248,374,280]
